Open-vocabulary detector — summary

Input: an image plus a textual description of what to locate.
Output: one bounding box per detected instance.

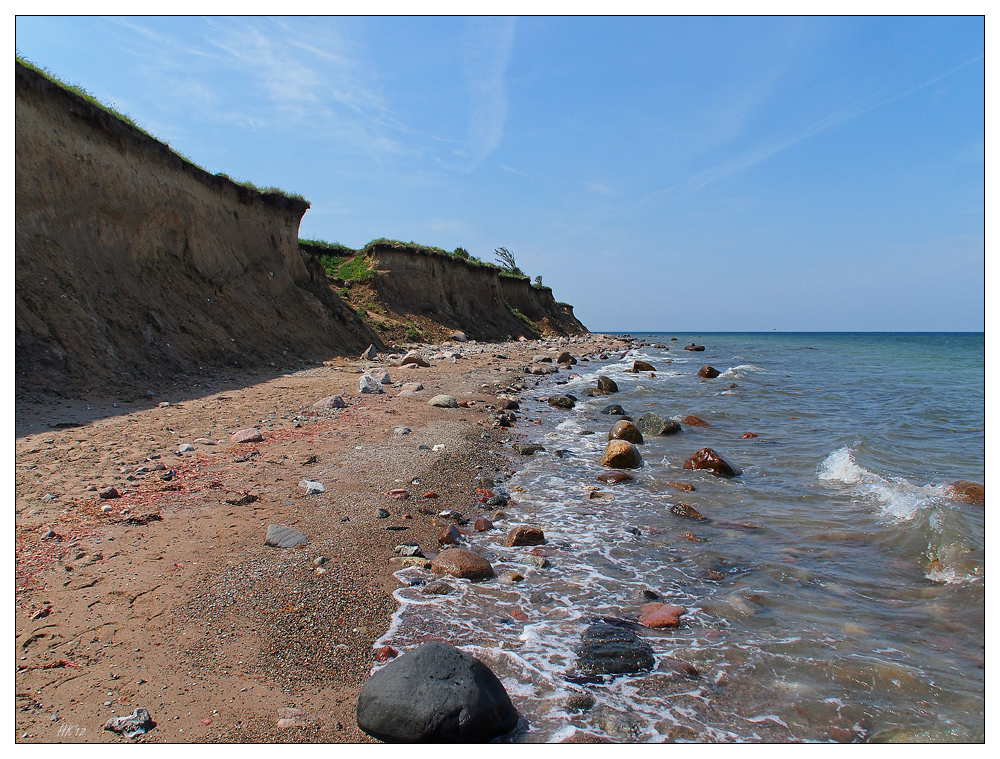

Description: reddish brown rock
[666,481,694,492]
[438,525,462,545]
[98,486,120,499]
[697,365,720,379]
[509,607,529,621]
[430,548,495,580]
[680,415,709,427]
[741,432,758,439]
[670,502,707,520]
[678,531,704,542]
[505,525,545,547]
[638,602,685,628]
[632,360,656,372]
[601,440,643,469]
[375,645,398,662]
[474,517,494,532]
[231,428,263,443]
[495,398,519,411]
[597,471,634,484]
[682,447,741,478]
[946,480,984,505]
[608,419,644,445]
[423,491,439,498]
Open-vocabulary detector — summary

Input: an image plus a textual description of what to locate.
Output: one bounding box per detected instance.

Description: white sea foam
[817,446,935,524]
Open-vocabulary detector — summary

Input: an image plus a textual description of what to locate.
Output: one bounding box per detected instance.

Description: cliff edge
[15,60,378,396]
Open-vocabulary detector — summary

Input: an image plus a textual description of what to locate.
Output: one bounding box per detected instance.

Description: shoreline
[14,334,628,743]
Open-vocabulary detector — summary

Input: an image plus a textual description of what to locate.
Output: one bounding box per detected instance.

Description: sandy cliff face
[308,243,588,344]
[15,62,377,396]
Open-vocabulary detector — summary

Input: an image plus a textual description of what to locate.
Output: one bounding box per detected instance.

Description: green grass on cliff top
[17,55,307,204]
[300,237,530,280]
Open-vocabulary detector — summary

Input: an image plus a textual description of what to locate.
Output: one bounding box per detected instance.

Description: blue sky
[14,15,984,331]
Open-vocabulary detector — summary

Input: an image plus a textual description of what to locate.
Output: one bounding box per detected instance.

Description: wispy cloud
[455,17,516,172]
[630,53,984,217]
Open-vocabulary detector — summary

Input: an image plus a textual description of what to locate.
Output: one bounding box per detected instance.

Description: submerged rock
[597,471,634,485]
[679,415,709,427]
[356,641,518,742]
[946,480,984,505]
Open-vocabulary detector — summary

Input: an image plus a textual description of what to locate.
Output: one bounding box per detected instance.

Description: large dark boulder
[576,622,654,676]
[697,365,720,379]
[357,642,518,742]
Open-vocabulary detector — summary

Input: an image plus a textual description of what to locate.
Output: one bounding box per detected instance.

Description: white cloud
[457,17,516,172]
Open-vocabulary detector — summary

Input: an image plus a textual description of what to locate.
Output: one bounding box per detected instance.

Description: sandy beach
[14,335,624,743]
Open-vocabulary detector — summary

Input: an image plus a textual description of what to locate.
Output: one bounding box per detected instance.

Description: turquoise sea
[380,332,985,742]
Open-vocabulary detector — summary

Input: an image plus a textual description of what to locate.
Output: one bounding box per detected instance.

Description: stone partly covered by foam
[356,641,518,742]
[575,621,654,676]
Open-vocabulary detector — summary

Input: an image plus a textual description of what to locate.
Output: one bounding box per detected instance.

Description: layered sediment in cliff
[302,242,588,344]
[15,61,378,396]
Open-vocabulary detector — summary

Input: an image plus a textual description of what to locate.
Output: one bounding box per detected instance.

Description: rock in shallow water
[505,525,545,547]
[576,621,654,676]
[682,447,741,478]
[608,419,643,445]
[601,440,642,469]
[431,548,495,580]
[356,641,518,742]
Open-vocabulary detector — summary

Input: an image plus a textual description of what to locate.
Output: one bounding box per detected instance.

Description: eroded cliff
[301,241,588,344]
[15,61,378,396]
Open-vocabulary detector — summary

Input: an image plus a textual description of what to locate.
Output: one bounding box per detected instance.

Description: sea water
[377,333,985,742]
